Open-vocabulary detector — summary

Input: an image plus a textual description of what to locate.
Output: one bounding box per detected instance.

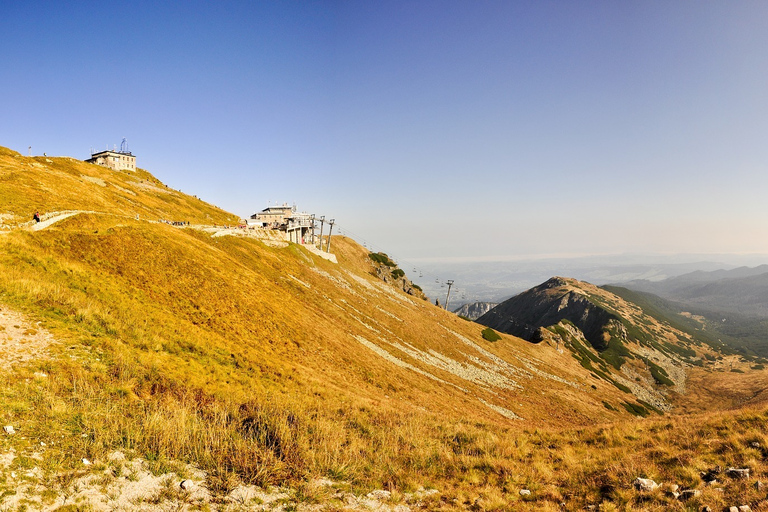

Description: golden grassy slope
[0,146,236,225]
[2,146,768,509]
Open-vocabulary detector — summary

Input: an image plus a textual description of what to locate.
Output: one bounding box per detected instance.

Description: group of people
[159,219,189,226]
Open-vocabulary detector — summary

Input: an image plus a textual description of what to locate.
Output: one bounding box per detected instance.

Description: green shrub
[622,401,650,417]
[599,338,631,370]
[391,268,405,280]
[481,328,501,342]
[368,252,397,267]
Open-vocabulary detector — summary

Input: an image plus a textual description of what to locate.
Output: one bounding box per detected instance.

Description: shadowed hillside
[623,265,768,318]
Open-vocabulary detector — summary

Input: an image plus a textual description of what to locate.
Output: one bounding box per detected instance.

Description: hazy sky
[3,1,768,263]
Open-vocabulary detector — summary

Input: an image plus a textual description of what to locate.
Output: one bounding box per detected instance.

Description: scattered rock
[180,479,194,491]
[680,489,701,500]
[82,458,91,466]
[705,479,719,486]
[750,441,761,449]
[666,484,679,492]
[519,489,531,496]
[701,466,721,482]
[739,506,752,512]
[726,467,750,479]
[755,480,764,490]
[633,477,659,491]
[702,507,711,512]
[3,426,15,435]
[366,490,390,501]
[108,451,125,461]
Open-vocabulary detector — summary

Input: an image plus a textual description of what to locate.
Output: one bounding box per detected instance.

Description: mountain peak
[477,276,709,410]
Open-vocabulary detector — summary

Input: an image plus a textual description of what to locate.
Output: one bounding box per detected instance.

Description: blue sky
[3,1,768,263]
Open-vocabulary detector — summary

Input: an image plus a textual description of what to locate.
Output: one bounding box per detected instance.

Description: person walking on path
[33,211,41,223]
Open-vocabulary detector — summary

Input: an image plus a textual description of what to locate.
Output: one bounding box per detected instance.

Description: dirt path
[31,211,82,231]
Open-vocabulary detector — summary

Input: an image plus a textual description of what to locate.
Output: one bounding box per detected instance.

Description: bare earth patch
[80,175,107,187]
[0,306,56,370]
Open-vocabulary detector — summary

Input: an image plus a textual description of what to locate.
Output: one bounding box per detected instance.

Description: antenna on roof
[120,138,128,153]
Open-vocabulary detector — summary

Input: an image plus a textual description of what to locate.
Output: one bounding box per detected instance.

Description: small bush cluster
[481,327,501,342]
[391,268,405,280]
[368,252,396,267]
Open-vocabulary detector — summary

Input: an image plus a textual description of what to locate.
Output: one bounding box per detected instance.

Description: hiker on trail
[33,211,41,223]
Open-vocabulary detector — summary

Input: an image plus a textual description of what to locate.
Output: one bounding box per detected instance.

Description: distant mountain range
[620,265,768,318]
[607,265,768,358]
[415,257,758,306]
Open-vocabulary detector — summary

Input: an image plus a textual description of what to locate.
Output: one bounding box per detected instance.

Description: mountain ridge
[476,276,718,411]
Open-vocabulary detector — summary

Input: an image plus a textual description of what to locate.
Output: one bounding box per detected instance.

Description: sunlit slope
[0,145,236,225]
[0,145,644,427]
[0,211,641,427]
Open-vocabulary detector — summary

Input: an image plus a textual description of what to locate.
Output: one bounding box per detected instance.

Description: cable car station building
[251,204,315,245]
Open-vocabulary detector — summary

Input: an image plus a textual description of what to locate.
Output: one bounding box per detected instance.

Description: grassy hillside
[3,146,768,510]
[0,146,237,226]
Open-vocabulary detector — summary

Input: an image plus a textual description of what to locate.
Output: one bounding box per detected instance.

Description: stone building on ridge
[86,139,136,171]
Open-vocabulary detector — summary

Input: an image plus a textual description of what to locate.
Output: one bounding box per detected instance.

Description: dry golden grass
[0,146,236,226]
[2,145,768,510]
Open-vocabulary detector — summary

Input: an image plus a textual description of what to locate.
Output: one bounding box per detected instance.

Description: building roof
[89,150,134,158]
[260,205,293,213]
